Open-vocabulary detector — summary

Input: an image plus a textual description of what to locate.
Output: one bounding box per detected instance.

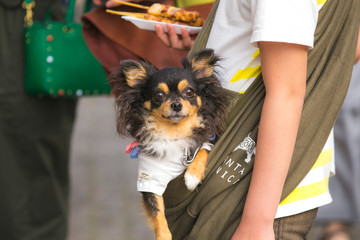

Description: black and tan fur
[110,49,227,240]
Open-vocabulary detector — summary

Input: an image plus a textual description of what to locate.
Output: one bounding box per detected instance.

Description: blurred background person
[0,1,77,240]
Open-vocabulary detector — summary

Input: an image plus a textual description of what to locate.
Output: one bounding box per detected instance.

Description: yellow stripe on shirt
[279,176,330,205]
[230,66,261,83]
[230,50,261,83]
[279,149,332,205]
[175,0,214,8]
[312,148,332,169]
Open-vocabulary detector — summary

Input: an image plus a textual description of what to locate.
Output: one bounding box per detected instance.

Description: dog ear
[184,49,227,136]
[183,48,219,78]
[110,60,155,138]
[120,60,153,87]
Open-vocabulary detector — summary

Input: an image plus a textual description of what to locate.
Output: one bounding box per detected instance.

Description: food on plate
[147,3,204,26]
[107,1,205,27]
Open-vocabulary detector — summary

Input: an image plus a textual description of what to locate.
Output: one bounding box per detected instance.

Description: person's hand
[93,0,143,8]
[155,23,194,50]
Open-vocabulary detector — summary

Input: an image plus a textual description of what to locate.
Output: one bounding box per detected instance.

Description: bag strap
[65,0,94,27]
[22,0,35,26]
[65,0,77,26]
[188,0,263,122]
[188,0,219,56]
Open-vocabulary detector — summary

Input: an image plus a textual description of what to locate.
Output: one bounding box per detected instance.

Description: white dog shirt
[136,142,213,196]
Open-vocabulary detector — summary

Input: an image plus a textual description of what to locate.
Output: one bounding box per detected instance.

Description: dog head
[111,49,227,141]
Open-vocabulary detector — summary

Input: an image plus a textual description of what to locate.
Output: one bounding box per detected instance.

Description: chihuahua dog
[111,49,227,240]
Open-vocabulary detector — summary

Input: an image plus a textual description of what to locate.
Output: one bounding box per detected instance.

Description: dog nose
[170,102,182,112]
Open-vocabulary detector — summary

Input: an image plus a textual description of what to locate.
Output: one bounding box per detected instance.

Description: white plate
[122,16,202,35]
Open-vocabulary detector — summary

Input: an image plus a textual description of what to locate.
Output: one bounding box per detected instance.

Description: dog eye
[153,91,166,102]
[183,87,195,98]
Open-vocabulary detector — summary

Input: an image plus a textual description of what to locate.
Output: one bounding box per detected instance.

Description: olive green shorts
[274,208,318,240]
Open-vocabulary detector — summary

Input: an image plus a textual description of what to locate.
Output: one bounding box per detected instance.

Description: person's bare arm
[231,42,307,240]
[355,26,360,64]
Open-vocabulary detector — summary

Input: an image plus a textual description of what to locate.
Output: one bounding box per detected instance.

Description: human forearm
[355,26,360,64]
[232,87,305,240]
[232,42,307,239]
[241,89,304,220]
[243,41,307,222]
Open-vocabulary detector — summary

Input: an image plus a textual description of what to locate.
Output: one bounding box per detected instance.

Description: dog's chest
[141,137,197,161]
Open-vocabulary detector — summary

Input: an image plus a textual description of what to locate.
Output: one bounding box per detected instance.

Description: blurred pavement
[67,97,152,240]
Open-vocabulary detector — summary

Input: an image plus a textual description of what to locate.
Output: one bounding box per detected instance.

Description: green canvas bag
[23,0,111,97]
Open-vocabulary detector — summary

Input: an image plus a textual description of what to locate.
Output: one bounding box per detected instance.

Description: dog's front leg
[142,192,172,240]
[184,148,209,191]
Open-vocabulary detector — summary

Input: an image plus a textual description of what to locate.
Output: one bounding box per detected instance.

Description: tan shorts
[274,208,318,240]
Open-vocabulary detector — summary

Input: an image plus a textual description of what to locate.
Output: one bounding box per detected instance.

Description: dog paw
[156,229,172,240]
[184,172,201,191]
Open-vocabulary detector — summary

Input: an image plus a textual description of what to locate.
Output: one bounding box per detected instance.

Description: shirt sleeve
[250,0,318,49]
